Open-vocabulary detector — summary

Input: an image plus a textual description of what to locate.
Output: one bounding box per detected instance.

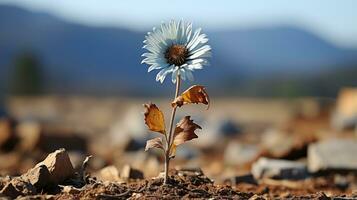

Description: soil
[6,170,354,200]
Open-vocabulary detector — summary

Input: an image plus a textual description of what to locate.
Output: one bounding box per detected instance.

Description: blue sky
[1,0,357,47]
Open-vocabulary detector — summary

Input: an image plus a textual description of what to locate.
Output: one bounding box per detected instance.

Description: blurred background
[0,0,357,184]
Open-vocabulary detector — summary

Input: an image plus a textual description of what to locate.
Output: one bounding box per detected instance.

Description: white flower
[141,20,211,83]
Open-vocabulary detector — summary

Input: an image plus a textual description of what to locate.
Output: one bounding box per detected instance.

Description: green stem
[164,75,181,184]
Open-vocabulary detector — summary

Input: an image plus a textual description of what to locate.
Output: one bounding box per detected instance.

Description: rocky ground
[1,95,357,199]
[0,148,356,199]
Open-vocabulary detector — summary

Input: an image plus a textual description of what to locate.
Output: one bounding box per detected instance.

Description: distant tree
[10,53,43,95]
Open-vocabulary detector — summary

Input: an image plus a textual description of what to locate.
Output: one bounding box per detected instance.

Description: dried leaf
[173,116,202,146]
[145,137,164,151]
[143,103,166,134]
[172,85,210,109]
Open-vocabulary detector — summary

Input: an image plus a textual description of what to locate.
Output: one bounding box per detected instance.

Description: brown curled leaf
[143,103,166,134]
[173,116,202,146]
[171,85,210,109]
[145,137,164,151]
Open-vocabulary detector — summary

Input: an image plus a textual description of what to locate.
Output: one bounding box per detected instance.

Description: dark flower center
[165,44,188,66]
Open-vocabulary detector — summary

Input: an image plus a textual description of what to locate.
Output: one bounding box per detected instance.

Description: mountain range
[0,5,356,96]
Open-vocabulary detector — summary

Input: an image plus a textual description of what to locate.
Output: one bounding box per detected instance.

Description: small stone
[225,174,257,185]
[121,165,143,180]
[21,165,52,191]
[96,165,121,182]
[35,148,75,184]
[252,157,308,180]
[308,139,357,172]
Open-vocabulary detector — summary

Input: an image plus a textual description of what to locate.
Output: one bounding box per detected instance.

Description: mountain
[0,5,356,96]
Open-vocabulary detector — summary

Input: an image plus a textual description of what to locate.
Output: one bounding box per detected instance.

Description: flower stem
[164,74,181,184]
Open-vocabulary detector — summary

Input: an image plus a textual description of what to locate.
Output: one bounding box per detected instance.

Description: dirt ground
[2,169,353,200]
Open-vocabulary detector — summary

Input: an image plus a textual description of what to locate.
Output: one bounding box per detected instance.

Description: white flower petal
[171,67,179,83]
[189,45,211,57]
[187,63,203,70]
[148,63,168,72]
[188,34,208,51]
[186,28,201,49]
[179,68,186,80]
[188,49,211,59]
[156,65,174,83]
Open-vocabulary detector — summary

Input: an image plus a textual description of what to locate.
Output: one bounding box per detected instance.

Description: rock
[252,157,308,180]
[21,165,52,191]
[224,142,260,166]
[260,129,315,160]
[96,165,121,182]
[224,174,257,185]
[35,149,75,184]
[261,129,295,157]
[0,178,36,199]
[308,139,357,172]
[120,165,144,180]
[332,88,357,130]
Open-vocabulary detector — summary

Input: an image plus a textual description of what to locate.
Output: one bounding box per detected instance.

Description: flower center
[165,44,188,66]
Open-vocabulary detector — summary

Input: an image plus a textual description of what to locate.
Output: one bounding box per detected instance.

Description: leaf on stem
[173,116,201,147]
[169,116,201,157]
[143,103,166,134]
[171,85,210,109]
[145,137,164,151]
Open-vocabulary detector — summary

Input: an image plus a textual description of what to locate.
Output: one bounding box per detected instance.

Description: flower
[141,20,211,83]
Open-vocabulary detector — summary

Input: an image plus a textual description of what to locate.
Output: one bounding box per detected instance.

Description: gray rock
[35,148,75,184]
[224,174,257,185]
[252,157,308,180]
[308,139,357,172]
